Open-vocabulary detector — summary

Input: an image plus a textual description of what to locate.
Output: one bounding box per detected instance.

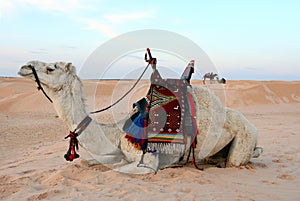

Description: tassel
[64,131,80,161]
[147,143,185,154]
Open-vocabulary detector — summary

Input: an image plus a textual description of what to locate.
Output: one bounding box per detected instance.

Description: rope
[30,65,53,103]
[90,62,151,114]
[28,61,150,112]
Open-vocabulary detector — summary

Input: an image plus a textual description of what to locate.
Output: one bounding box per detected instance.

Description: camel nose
[21,65,32,70]
[18,65,33,76]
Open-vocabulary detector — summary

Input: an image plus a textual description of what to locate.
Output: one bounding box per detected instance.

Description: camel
[203,72,218,84]
[203,72,226,84]
[18,61,263,174]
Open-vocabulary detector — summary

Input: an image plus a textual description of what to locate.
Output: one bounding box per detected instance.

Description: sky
[0,0,299,80]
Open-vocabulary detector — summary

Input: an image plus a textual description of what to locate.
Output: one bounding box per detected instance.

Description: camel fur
[18,61,263,173]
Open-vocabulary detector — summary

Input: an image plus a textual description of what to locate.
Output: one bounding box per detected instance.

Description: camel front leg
[226,116,258,167]
[113,152,159,174]
[119,136,159,174]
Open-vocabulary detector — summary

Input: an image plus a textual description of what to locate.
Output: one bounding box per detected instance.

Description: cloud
[29,48,49,55]
[104,10,154,23]
[80,18,118,38]
[79,9,155,38]
[0,0,17,19]
[0,0,92,20]
[245,66,258,71]
[19,0,89,13]
[61,45,78,49]
[1,0,156,39]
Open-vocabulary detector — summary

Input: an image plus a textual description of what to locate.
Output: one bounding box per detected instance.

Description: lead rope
[29,62,150,113]
[64,61,151,161]
[90,62,151,114]
[28,56,154,162]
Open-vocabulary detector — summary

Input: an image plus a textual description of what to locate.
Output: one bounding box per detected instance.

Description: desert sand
[0,78,299,200]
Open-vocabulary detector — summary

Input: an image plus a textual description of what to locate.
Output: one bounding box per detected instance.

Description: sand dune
[223,80,300,106]
[0,78,299,200]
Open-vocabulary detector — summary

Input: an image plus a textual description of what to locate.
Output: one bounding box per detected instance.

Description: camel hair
[18,61,263,174]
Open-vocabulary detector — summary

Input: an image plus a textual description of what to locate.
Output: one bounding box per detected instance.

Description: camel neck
[52,76,89,130]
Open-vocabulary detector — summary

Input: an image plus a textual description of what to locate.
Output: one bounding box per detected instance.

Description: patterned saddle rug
[123,79,198,154]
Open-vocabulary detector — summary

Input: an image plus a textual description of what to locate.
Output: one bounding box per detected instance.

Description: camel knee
[226,131,257,167]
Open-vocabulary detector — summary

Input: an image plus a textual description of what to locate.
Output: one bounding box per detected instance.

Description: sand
[0,78,299,200]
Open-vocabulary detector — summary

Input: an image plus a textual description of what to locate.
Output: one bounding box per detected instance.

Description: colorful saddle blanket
[147,80,187,144]
[123,79,198,153]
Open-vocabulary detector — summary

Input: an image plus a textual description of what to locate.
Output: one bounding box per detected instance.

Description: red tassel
[64,131,80,161]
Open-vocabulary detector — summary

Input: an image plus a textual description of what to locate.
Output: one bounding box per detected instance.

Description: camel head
[18,61,77,92]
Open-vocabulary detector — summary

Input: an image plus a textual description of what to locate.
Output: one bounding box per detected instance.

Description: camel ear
[65,63,76,74]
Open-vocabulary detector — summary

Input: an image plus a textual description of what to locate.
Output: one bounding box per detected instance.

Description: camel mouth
[18,65,34,77]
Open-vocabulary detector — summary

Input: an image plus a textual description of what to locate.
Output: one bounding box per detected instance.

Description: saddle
[123,51,198,156]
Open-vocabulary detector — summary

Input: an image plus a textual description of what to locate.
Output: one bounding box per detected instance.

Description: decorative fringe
[147,143,185,155]
[125,134,146,150]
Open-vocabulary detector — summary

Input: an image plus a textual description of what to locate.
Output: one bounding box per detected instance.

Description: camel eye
[46,67,55,73]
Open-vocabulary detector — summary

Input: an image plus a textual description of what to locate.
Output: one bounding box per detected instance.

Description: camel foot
[252,147,263,158]
[85,159,101,166]
[113,161,157,174]
[202,157,227,168]
[160,163,184,170]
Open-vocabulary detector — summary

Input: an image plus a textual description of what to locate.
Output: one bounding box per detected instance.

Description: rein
[29,62,151,114]
[29,65,53,103]
[29,61,152,162]
[90,62,151,114]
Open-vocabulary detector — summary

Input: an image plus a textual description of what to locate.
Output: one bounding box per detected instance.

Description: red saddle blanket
[124,79,198,153]
[147,80,187,144]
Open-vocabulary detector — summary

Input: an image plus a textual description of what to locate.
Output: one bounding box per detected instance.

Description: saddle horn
[145,48,157,70]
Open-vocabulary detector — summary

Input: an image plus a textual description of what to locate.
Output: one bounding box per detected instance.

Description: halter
[29,65,53,103]
[28,62,150,113]
[28,59,152,162]
[27,64,84,161]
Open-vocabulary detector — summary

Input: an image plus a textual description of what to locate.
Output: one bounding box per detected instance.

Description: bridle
[27,50,154,161]
[28,61,151,113]
[29,65,53,103]
[28,61,150,158]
